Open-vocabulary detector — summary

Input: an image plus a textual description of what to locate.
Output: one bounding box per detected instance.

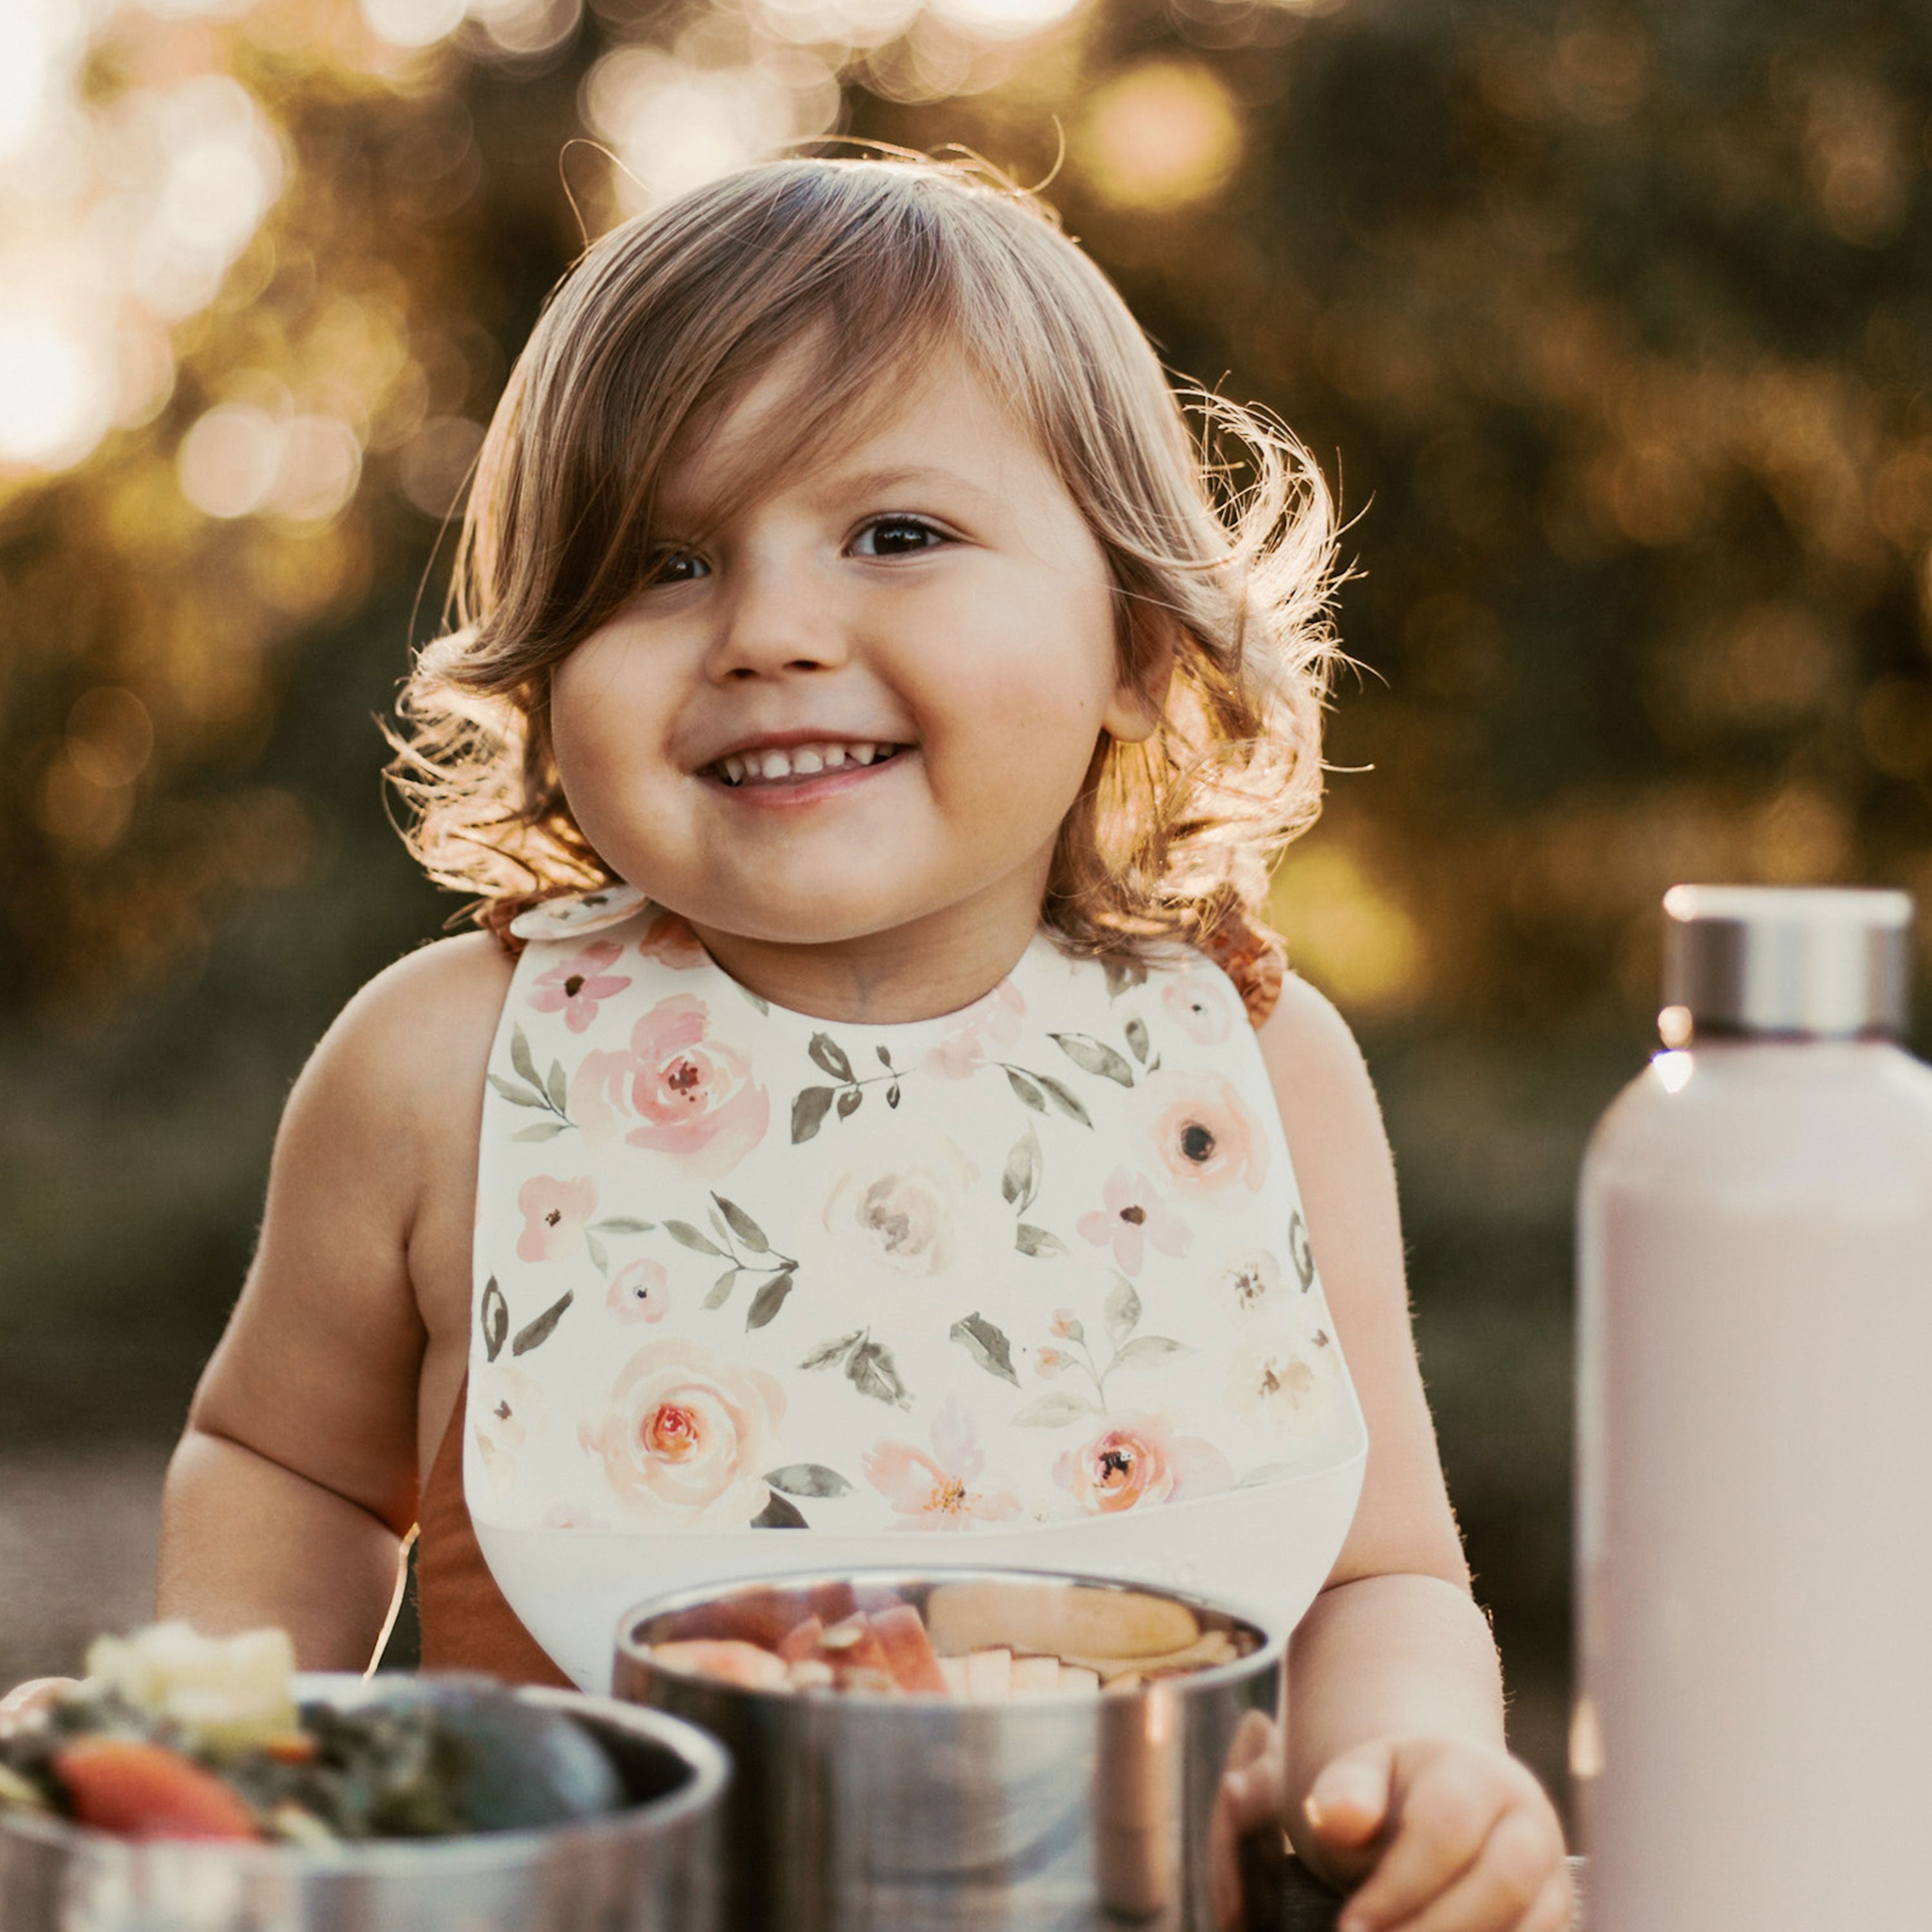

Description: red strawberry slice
[55,1738,260,1842]
[870,1604,949,1694]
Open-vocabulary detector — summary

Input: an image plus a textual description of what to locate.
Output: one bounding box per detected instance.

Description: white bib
[468,887,1365,1689]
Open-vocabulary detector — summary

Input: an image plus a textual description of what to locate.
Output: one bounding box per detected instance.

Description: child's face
[549,348,1155,956]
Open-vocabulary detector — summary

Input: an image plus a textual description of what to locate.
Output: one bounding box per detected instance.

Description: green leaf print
[1289,1211,1316,1291]
[1104,1278,1142,1348]
[1033,1075,1093,1127]
[713,1195,770,1253]
[480,1278,508,1363]
[591,1217,655,1235]
[808,1033,855,1082]
[1124,1016,1151,1065]
[1103,959,1148,1001]
[752,1490,808,1528]
[800,1331,864,1372]
[511,1289,573,1357]
[1112,1335,1189,1370]
[876,1045,895,1068]
[764,1464,856,1499]
[509,1026,542,1092]
[1001,1129,1041,1213]
[745,1269,797,1331]
[791,1086,836,1142]
[585,1233,608,1274]
[847,1337,911,1408]
[1049,1033,1136,1088]
[511,1121,566,1142]
[1012,1392,1096,1428]
[488,1074,549,1109]
[545,1059,569,1115]
[1014,1224,1068,1258]
[836,1086,862,1120]
[1005,1067,1046,1113]
[950,1313,1020,1387]
[665,1220,726,1258]
[705,1271,736,1310]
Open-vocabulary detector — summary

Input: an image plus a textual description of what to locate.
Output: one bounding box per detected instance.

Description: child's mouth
[706,741,911,789]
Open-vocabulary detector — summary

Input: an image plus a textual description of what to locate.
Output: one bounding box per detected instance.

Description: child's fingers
[1303,1739,1396,1852]
[1218,1710,1283,1837]
[1356,1803,1562,1932]
[1331,1756,1508,1932]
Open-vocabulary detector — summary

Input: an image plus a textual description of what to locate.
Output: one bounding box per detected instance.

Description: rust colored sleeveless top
[417,1375,573,1688]
[415,904,1289,1686]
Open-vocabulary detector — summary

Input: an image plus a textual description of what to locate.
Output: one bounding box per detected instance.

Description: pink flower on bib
[527,942,632,1034]
[569,994,769,1179]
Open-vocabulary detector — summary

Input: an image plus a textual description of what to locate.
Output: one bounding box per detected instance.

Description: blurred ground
[0,1445,169,1694]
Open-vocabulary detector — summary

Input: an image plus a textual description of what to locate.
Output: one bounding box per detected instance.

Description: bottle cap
[1658,885,1915,1045]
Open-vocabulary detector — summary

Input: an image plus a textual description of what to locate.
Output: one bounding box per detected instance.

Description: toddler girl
[147,157,1564,1927]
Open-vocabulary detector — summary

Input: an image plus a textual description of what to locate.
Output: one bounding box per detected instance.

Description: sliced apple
[871,1604,949,1693]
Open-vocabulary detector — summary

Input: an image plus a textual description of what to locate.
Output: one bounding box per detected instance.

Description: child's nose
[707,557,851,681]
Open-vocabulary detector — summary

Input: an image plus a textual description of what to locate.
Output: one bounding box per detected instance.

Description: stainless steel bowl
[613,1567,1285,1932]
[0,1674,730,1932]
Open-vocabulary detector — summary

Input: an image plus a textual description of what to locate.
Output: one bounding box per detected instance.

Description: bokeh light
[0,312,104,467]
[1077,61,1242,212]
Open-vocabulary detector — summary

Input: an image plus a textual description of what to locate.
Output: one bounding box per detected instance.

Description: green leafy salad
[0,1625,623,1844]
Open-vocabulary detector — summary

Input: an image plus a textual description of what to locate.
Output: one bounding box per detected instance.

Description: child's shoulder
[292,932,515,1150]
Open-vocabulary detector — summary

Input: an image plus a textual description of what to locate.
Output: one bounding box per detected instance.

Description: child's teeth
[723,755,746,784]
[851,743,875,765]
[760,750,790,780]
[822,745,846,768]
[792,748,824,775]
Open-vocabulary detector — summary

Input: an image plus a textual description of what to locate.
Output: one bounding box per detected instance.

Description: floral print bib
[467,887,1367,1689]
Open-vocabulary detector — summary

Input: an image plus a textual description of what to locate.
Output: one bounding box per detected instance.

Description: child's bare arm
[157,937,509,1671]
[1249,976,1569,1930]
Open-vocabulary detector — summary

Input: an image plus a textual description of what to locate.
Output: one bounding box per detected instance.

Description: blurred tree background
[3,0,1929,1804]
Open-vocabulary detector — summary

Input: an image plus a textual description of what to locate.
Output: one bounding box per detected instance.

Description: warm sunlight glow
[1078,61,1243,212]
[0,314,102,468]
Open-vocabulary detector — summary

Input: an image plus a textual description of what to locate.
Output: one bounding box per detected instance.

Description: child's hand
[1305,1738,1572,1932]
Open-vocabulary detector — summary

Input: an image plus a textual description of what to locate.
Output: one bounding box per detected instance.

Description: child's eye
[645,548,708,585]
[849,516,947,558]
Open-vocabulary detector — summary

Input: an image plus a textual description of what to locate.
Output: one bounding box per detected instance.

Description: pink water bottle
[1575,885,1932,1929]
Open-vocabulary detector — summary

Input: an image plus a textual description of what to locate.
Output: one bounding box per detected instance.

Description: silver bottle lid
[1658,885,1915,1045]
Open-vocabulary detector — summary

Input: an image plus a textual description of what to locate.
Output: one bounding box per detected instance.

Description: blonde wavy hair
[390,153,1340,958]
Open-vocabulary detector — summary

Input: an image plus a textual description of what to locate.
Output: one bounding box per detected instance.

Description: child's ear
[1101,621,1178,745]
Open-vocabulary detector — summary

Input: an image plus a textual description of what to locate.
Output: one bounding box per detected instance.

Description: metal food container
[0,1674,730,1932]
[614,1567,1285,1932]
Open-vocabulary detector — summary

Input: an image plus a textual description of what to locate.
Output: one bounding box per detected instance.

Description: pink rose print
[1076,1168,1192,1276]
[607,1256,669,1324]
[1162,971,1232,1045]
[863,1397,1022,1531]
[515,1174,598,1264]
[472,1362,545,1506]
[579,1338,786,1525]
[637,907,708,971]
[1055,1414,1233,1515]
[1142,1070,1269,1194]
[570,994,770,1179]
[527,942,632,1034]
[1226,1325,1336,1438]
[921,980,1026,1080]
